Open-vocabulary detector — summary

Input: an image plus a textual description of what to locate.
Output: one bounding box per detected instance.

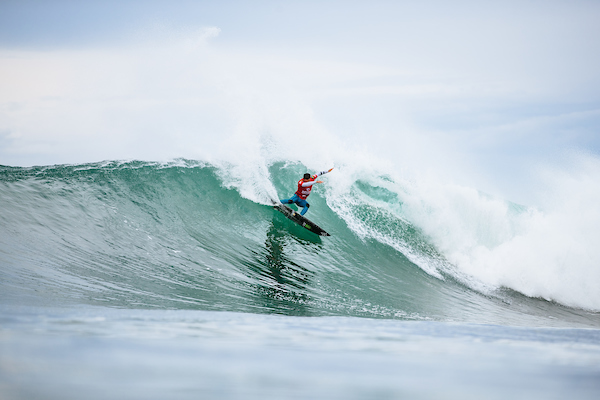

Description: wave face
[1,160,599,327]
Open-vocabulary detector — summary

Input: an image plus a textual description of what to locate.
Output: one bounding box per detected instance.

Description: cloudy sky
[1,0,599,203]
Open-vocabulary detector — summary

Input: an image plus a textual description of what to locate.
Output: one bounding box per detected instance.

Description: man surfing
[280,168,334,216]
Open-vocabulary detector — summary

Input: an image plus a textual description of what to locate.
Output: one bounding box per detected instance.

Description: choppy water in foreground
[2,306,600,400]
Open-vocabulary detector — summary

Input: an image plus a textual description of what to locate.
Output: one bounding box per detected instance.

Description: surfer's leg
[281,194,302,205]
[298,200,309,216]
[280,195,296,204]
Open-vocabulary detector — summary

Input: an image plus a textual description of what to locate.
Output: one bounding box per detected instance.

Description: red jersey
[295,177,316,200]
[292,169,333,200]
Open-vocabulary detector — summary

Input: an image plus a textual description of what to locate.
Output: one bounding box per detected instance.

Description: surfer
[280,168,334,216]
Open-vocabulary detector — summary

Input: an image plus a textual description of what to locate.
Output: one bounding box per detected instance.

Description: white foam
[394,153,600,311]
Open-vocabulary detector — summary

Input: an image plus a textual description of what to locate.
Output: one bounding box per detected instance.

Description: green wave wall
[1,161,598,327]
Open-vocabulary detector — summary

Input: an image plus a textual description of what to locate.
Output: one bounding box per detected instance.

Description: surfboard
[273,203,331,236]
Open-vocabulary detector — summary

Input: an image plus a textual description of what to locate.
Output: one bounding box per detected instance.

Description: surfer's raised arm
[302,167,333,187]
[315,168,334,178]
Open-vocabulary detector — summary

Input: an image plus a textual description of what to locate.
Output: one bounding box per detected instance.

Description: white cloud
[1,1,599,206]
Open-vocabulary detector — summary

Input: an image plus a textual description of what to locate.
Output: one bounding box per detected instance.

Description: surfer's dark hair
[303,173,311,180]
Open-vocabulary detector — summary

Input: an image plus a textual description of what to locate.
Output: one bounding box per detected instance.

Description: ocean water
[1,160,600,399]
